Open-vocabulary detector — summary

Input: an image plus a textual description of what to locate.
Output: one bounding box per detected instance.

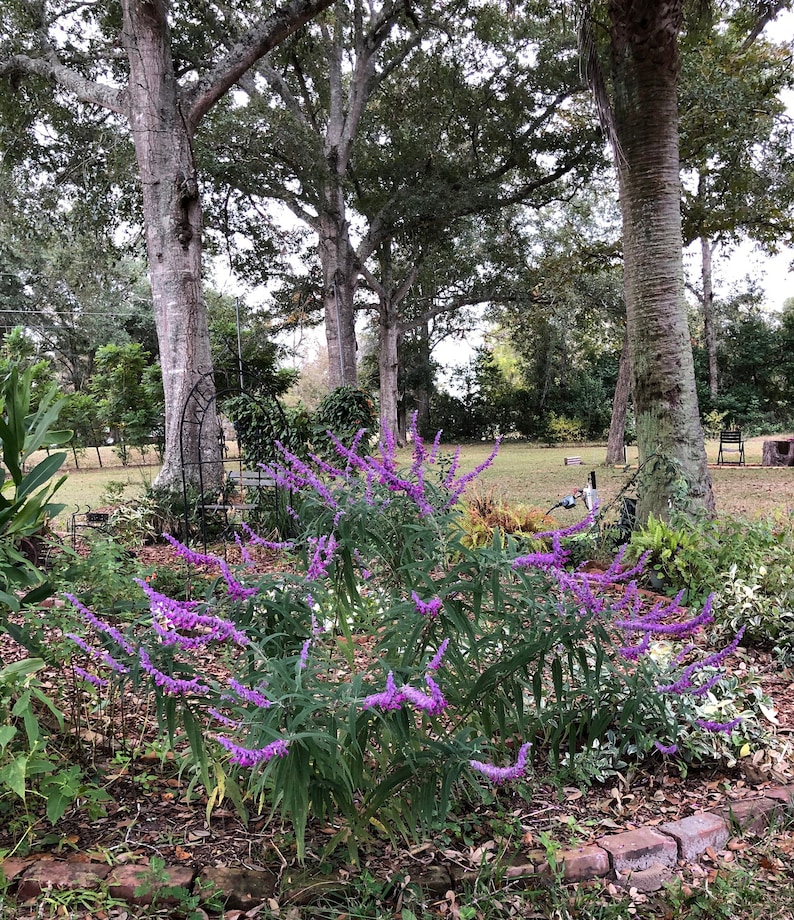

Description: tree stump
[762,439,794,466]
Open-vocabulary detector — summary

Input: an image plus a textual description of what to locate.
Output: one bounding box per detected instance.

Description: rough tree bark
[605,328,632,464]
[609,0,714,521]
[362,244,422,446]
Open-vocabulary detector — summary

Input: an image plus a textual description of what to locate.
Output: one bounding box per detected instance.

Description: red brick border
[2,786,793,906]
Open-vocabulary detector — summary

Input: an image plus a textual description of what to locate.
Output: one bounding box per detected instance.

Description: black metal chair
[717,430,745,465]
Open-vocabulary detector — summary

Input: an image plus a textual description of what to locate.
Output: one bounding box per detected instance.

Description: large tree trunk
[319,203,358,389]
[605,328,632,464]
[701,234,719,397]
[121,0,220,491]
[378,296,402,447]
[610,0,714,522]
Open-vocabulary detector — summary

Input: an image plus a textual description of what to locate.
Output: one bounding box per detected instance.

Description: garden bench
[564,456,582,466]
[203,469,277,513]
[717,430,745,466]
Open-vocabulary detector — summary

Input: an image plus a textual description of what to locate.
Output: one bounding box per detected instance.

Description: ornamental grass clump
[67,416,754,857]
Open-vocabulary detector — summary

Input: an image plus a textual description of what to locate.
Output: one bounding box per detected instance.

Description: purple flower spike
[428,639,450,672]
[362,672,404,711]
[695,717,742,733]
[470,742,532,785]
[65,594,137,655]
[400,676,448,715]
[300,639,311,669]
[138,649,209,696]
[73,666,109,688]
[208,708,243,728]
[216,735,290,767]
[307,534,338,581]
[654,741,678,755]
[227,679,271,708]
[412,591,442,618]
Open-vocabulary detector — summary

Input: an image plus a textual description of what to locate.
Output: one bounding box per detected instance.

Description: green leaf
[17,453,67,500]
[0,754,29,799]
[45,791,70,825]
[0,725,17,750]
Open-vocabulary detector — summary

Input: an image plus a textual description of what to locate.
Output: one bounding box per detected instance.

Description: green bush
[65,419,762,862]
[626,513,718,603]
[312,386,377,459]
[544,412,586,444]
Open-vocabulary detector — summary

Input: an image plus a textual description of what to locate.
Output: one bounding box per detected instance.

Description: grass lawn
[40,434,794,531]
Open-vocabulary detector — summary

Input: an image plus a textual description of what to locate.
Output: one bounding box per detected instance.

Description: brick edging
[2,786,793,908]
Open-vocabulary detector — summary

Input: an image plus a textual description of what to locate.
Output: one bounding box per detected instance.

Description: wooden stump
[762,439,794,466]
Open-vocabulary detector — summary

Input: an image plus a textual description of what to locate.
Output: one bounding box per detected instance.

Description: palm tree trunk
[609,0,714,521]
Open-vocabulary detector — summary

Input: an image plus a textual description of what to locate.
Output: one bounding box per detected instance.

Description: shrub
[626,513,718,603]
[544,412,586,444]
[456,487,558,549]
[66,417,755,860]
[312,386,377,458]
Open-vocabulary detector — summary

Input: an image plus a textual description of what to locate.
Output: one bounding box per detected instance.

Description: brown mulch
[2,541,793,884]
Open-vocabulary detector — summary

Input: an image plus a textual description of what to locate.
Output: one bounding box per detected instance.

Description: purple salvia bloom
[67,633,129,673]
[208,708,243,728]
[216,736,290,767]
[162,533,218,567]
[618,631,651,661]
[307,534,338,580]
[217,559,259,601]
[73,666,108,688]
[615,604,714,638]
[300,639,311,669]
[400,676,447,715]
[553,571,608,616]
[135,579,248,647]
[428,638,450,672]
[364,471,377,505]
[239,521,295,551]
[654,741,678,755]
[311,612,324,636]
[698,625,745,668]
[379,425,398,473]
[657,627,744,695]
[672,643,697,666]
[412,592,442,618]
[444,439,501,506]
[138,649,209,696]
[265,443,339,510]
[470,742,532,785]
[443,446,462,488]
[531,510,598,542]
[227,679,271,708]
[512,550,562,570]
[362,671,404,711]
[611,581,643,613]
[689,672,724,697]
[233,533,256,567]
[656,674,693,695]
[65,594,136,655]
[695,717,742,733]
[304,445,346,479]
[429,428,443,464]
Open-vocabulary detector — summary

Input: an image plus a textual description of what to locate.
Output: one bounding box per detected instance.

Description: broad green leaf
[0,754,28,799]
